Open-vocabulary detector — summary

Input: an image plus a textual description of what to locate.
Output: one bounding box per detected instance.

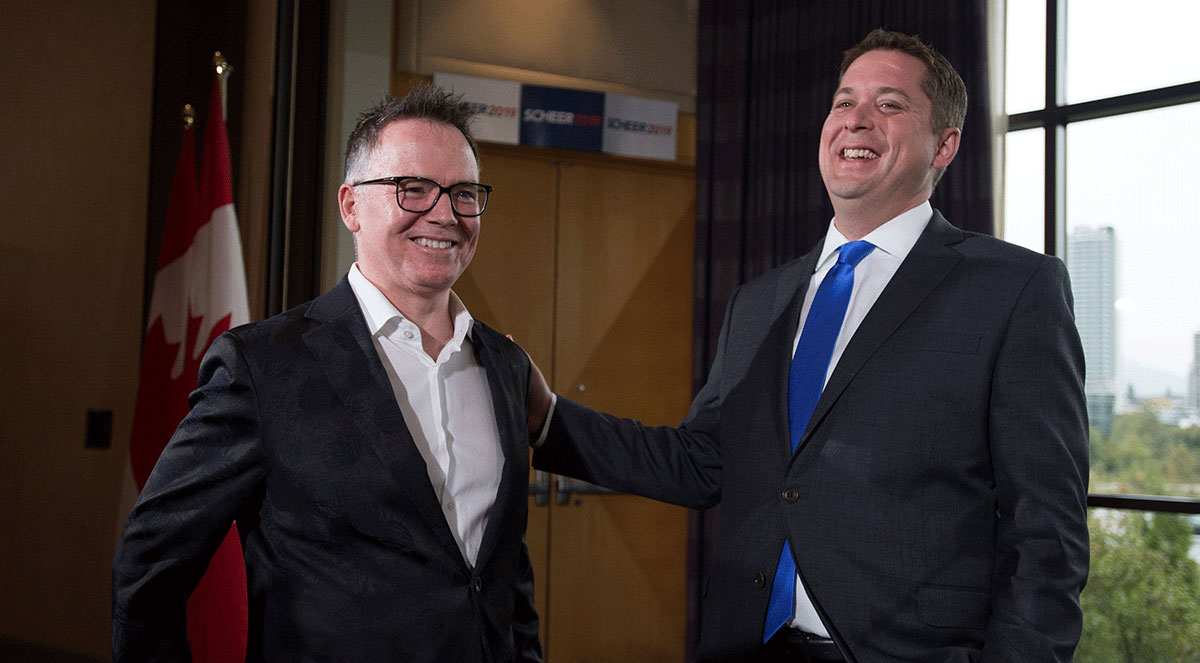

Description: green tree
[1076,511,1200,662]
[1089,410,1200,496]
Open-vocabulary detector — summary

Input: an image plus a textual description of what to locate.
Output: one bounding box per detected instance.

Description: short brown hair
[343,84,480,181]
[840,29,968,133]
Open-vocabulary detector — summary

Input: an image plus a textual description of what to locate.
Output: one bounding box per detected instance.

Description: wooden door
[457,145,694,661]
[548,159,695,661]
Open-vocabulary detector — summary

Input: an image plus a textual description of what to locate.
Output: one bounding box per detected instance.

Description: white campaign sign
[434,72,521,145]
[602,93,678,161]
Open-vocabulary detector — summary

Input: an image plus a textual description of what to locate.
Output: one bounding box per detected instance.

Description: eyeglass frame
[351,176,494,217]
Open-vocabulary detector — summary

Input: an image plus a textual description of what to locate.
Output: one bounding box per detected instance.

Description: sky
[1003,0,1200,396]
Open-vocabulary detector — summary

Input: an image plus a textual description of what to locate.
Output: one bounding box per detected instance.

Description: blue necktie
[763,239,875,643]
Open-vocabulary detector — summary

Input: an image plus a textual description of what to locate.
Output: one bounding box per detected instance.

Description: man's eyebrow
[876,86,914,101]
[832,86,916,102]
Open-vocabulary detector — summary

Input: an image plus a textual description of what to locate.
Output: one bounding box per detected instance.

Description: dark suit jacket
[113,278,542,663]
[535,211,1089,662]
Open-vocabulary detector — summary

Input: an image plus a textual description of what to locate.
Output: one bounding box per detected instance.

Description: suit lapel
[771,242,825,460]
[470,325,522,571]
[302,279,464,565]
[796,212,965,451]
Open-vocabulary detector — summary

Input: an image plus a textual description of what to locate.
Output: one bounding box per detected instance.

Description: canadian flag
[128,77,250,661]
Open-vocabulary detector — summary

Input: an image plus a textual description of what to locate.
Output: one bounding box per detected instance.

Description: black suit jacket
[535,212,1089,662]
[113,278,541,663]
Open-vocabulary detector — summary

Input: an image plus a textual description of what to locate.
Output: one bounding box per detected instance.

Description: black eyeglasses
[352,176,493,217]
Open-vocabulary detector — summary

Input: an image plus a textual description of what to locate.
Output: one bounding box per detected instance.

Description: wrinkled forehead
[838,49,930,95]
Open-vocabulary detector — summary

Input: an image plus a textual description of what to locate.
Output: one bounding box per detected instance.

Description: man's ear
[338,183,360,232]
[932,126,961,170]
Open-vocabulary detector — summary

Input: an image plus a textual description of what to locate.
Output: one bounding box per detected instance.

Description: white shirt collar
[347,263,475,352]
[815,201,933,271]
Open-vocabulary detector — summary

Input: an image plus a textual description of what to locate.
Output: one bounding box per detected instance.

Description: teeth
[842,148,879,159]
[414,238,452,249]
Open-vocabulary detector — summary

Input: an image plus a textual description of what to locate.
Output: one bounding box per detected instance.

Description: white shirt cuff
[532,394,557,448]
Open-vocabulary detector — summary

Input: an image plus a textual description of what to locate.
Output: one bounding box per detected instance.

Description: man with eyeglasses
[113,86,542,663]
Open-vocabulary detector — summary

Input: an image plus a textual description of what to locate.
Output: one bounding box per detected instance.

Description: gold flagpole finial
[213,51,232,79]
[181,104,196,130]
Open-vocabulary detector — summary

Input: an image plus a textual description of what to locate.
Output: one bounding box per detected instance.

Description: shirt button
[444,501,455,512]
[782,488,799,503]
[754,572,766,588]
[473,577,483,592]
[403,330,414,340]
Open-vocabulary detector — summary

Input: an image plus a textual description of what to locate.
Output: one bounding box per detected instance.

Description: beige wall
[395,0,698,111]
[322,0,396,291]
[0,1,156,657]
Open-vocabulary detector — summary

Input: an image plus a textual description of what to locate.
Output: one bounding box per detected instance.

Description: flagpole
[178,53,250,663]
[213,51,232,122]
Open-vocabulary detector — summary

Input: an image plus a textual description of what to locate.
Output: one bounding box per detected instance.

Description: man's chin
[411,273,466,297]
[825,184,874,205]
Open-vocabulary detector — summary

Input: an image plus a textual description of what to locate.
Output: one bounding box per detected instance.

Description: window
[1003,1,1200,657]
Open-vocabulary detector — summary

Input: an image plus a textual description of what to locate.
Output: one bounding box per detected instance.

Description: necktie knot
[836,240,875,268]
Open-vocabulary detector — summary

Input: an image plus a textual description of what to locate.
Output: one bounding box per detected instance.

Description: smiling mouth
[842,148,879,160]
[412,237,455,249]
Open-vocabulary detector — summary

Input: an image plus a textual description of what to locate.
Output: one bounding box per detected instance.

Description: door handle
[529,470,551,506]
[555,475,617,505]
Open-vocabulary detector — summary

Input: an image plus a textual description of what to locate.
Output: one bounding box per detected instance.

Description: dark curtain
[686,0,992,656]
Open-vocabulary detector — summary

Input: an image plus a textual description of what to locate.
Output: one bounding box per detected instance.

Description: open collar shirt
[348,263,502,568]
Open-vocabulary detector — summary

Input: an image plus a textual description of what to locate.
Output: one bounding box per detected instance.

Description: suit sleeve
[982,257,1089,661]
[532,288,736,510]
[112,332,265,662]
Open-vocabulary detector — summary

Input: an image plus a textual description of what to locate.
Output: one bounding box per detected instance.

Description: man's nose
[424,190,458,224]
[844,104,874,131]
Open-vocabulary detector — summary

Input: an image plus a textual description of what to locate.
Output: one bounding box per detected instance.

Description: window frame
[1005,0,1200,514]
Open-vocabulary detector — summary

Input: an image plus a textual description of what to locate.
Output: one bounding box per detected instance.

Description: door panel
[549,161,695,662]
[459,147,695,662]
[455,151,557,371]
[548,493,690,661]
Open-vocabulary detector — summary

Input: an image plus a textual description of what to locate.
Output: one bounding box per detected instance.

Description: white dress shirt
[347,264,502,568]
[788,201,933,636]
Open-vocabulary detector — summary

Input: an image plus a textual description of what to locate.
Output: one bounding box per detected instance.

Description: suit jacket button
[754,572,766,588]
[782,488,799,503]
[473,577,483,592]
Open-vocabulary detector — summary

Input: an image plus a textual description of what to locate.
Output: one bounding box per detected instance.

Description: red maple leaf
[130,307,232,488]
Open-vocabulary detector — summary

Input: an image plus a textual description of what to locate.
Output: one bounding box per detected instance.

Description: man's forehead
[377,118,465,146]
[835,51,929,103]
[840,50,926,82]
[369,119,478,170]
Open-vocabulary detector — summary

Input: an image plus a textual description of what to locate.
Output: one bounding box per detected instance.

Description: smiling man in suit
[527,30,1088,662]
[113,86,542,662]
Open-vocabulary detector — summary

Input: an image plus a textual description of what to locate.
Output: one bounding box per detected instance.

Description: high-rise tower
[1067,226,1116,435]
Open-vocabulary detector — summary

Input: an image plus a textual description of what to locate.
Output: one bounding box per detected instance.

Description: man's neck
[384,288,456,360]
[832,215,886,241]
[832,197,930,240]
